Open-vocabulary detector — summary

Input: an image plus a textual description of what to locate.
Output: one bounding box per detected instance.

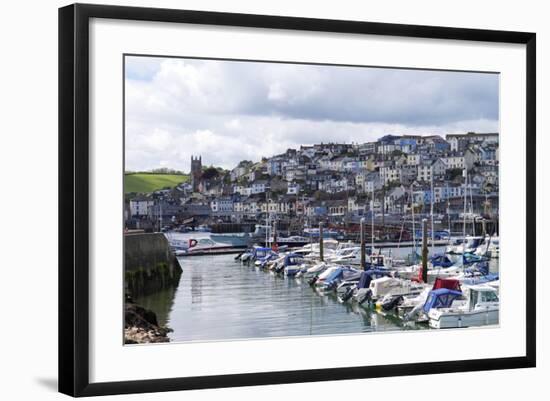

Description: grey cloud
[124,56,499,172]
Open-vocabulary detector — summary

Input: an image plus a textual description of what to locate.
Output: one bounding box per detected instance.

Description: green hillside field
[124,173,189,194]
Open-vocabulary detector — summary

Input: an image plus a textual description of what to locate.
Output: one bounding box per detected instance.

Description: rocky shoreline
[124,301,172,344]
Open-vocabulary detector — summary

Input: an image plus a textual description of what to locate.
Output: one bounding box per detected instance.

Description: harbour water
[135,243,499,343]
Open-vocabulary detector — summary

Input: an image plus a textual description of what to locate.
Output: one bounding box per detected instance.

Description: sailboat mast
[430,165,435,251]
[463,168,467,247]
[371,185,375,254]
[411,184,416,255]
[469,175,475,236]
[447,183,451,244]
[266,192,270,247]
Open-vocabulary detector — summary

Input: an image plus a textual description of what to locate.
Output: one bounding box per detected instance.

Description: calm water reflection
[136,253,427,342]
[135,247,498,343]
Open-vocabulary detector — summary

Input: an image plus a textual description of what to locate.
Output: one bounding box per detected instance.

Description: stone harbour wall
[124,233,182,298]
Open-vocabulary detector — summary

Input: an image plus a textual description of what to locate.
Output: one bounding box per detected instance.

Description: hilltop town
[125,132,499,234]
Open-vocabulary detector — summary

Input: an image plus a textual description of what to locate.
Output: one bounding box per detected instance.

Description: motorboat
[280,253,307,276]
[260,235,311,248]
[428,284,499,328]
[292,239,340,259]
[399,278,462,321]
[446,236,484,255]
[253,247,279,267]
[303,227,341,239]
[170,236,239,256]
[315,266,361,291]
[297,261,329,279]
[327,247,362,265]
[337,269,391,304]
[474,235,500,258]
[365,254,394,270]
[369,276,425,301]
[239,246,274,263]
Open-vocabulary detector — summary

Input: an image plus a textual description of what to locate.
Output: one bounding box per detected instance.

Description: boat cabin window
[480,291,499,303]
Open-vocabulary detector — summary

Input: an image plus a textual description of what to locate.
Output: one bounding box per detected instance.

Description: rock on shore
[124,302,172,344]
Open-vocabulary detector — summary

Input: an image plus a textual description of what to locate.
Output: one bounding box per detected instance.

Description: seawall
[124,233,182,297]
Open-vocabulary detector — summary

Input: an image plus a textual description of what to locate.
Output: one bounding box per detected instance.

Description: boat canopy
[423,288,463,314]
[432,278,461,291]
[464,261,489,276]
[253,247,272,255]
[357,270,390,289]
[462,272,499,286]
[462,253,489,266]
[430,254,454,268]
[284,253,304,266]
[342,270,363,282]
[323,267,344,283]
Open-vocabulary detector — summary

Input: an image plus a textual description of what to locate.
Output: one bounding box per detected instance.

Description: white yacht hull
[429,307,499,329]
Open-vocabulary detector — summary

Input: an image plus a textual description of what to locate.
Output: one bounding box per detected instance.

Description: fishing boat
[428,284,499,328]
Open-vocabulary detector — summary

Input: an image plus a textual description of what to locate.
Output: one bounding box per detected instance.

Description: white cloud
[124,56,499,172]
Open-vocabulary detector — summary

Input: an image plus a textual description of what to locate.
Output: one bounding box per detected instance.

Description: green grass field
[124,173,189,194]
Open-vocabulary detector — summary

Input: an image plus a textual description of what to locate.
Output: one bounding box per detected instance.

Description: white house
[407,154,420,165]
[442,155,465,169]
[379,166,401,184]
[287,182,301,195]
[130,198,154,217]
[250,180,268,194]
[210,197,233,213]
[356,171,382,193]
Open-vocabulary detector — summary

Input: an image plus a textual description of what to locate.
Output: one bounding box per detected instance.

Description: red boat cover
[432,277,461,291]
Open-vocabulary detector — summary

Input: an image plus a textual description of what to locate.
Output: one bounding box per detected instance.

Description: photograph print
[123,55,500,345]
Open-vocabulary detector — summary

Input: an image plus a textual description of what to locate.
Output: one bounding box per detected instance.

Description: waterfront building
[447,132,499,152]
[250,180,269,194]
[129,196,154,217]
[287,182,301,195]
[210,196,234,213]
[442,153,466,169]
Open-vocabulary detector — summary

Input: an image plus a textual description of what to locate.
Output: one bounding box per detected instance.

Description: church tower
[190,155,202,192]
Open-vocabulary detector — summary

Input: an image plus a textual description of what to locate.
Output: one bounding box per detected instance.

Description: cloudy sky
[124,56,499,172]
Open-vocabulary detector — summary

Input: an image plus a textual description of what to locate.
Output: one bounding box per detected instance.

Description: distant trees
[391,149,404,157]
[202,166,220,180]
[447,168,464,181]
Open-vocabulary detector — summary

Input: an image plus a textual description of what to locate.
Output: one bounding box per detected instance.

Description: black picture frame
[59,3,536,397]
